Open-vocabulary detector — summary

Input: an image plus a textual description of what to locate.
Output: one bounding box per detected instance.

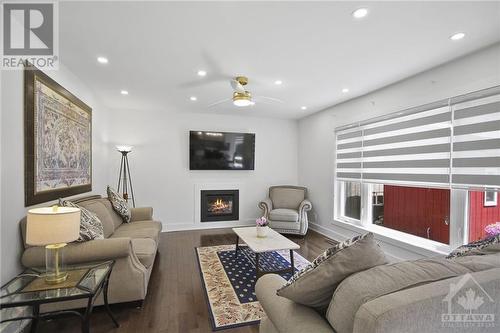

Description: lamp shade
[116,145,133,153]
[26,207,81,246]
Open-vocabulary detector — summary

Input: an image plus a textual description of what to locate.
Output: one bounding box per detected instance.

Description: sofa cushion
[111,221,162,243]
[99,199,125,230]
[269,220,301,231]
[326,257,472,333]
[446,234,500,258]
[450,253,500,272]
[77,200,116,238]
[59,199,104,242]
[107,186,131,223]
[277,233,387,311]
[270,187,305,210]
[131,238,157,268]
[269,208,299,222]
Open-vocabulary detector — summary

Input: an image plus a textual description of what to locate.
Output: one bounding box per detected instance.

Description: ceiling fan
[208,76,283,108]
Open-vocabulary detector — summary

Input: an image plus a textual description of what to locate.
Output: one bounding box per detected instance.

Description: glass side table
[0,260,119,333]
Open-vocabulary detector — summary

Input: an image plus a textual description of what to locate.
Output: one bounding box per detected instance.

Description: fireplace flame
[208,198,232,214]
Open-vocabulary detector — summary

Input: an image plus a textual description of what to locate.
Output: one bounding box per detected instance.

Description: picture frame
[484,191,498,207]
[24,62,92,206]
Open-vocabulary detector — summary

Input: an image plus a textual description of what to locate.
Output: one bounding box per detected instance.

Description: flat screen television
[189,131,255,170]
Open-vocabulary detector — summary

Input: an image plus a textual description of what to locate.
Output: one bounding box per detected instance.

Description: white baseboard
[309,222,349,242]
[163,219,255,232]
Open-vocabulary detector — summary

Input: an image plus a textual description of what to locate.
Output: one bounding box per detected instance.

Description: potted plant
[256,216,269,238]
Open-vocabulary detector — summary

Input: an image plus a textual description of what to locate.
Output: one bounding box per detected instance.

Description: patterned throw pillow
[446,235,500,259]
[59,199,104,242]
[107,186,131,223]
[276,233,388,311]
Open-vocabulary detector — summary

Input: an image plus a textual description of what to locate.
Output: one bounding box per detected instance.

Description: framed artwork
[484,191,498,207]
[24,62,92,206]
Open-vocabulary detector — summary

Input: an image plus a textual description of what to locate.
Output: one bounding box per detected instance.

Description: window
[334,86,500,250]
[341,181,361,220]
[484,191,498,207]
[369,184,450,244]
[469,190,500,242]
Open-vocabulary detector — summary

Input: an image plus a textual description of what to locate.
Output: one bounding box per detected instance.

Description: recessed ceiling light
[352,8,369,19]
[274,80,283,85]
[190,96,197,101]
[450,32,465,41]
[301,106,307,110]
[120,90,128,95]
[342,88,350,93]
[197,70,207,77]
[97,56,108,64]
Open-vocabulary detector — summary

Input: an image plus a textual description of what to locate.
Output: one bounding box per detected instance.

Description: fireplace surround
[200,189,239,222]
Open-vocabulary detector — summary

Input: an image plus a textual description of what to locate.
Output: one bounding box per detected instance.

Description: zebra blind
[451,93,500,189]
[335,86,500,190]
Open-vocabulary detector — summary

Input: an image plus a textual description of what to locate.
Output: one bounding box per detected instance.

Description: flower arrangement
[256,216,269,227]
[485,222,500,237]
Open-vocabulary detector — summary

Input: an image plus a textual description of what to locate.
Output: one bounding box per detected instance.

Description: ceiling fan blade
[207,98,232,108]
[230,79,245,93]
[254,96,284,104]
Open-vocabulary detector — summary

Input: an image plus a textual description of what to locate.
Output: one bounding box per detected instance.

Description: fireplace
[201,190,239,222]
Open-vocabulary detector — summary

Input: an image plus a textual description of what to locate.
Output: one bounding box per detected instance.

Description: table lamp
[26,206,81,284]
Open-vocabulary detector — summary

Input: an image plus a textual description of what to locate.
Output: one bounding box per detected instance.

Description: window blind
[335,86,500,190]
[451,93,500,189]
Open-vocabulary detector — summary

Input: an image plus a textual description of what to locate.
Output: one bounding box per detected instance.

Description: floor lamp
[116,145,136,207]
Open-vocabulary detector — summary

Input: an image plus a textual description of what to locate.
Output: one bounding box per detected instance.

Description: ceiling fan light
[233,98,253,107]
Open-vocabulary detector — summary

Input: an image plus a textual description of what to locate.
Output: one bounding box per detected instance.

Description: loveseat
[256,252,500,333]
[20,195,162,307]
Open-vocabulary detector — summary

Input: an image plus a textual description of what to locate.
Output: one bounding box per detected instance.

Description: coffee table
[232,227,300,278]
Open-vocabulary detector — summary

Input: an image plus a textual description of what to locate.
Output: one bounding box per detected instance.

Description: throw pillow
[59,199,104,242]
[276,233,388,311]
[446,234,500,259]
[107,186,131,223]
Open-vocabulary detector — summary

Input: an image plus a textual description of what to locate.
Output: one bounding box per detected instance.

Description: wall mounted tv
[189,131,255,170]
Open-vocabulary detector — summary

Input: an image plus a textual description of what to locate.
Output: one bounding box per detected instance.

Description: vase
[256,225,269,238]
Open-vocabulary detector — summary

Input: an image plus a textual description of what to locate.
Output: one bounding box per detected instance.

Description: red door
[383,186,450,244]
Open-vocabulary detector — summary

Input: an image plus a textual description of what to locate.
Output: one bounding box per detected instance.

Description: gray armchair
[259,186,312,236]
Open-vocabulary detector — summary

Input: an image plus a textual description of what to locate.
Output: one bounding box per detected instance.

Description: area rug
[195,244,310,331]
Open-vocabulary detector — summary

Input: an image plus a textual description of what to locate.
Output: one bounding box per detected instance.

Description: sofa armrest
[299,199,312,213]
[22,237,134,268]
[256,274,334,333]
[353,268,500,333]
[130,207,153,222]
[258,198,273,218]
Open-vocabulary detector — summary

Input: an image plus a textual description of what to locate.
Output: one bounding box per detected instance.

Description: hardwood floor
[37,228,334,333]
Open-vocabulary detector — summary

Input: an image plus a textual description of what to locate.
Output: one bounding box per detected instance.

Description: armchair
[259,185,312,236]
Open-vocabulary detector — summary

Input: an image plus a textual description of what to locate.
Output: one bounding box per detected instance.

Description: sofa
[259,186,312,236]
[20,195,162,308]
[256,252,500,333]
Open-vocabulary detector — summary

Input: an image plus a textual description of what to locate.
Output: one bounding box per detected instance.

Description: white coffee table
[232,227,300,278]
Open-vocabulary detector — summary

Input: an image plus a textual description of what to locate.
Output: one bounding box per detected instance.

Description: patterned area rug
[195,244,310,331]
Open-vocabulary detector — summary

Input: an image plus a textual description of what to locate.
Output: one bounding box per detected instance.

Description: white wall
[0,64,110,284]
[298,43,500,260]
[106,109,299,231]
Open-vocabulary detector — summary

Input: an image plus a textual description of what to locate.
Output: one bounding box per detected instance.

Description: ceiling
[59,1,500,119]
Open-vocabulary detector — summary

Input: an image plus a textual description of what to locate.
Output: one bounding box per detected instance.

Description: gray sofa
[20,195,162,308]
[256,253,500,333]
[259,186,312,236]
